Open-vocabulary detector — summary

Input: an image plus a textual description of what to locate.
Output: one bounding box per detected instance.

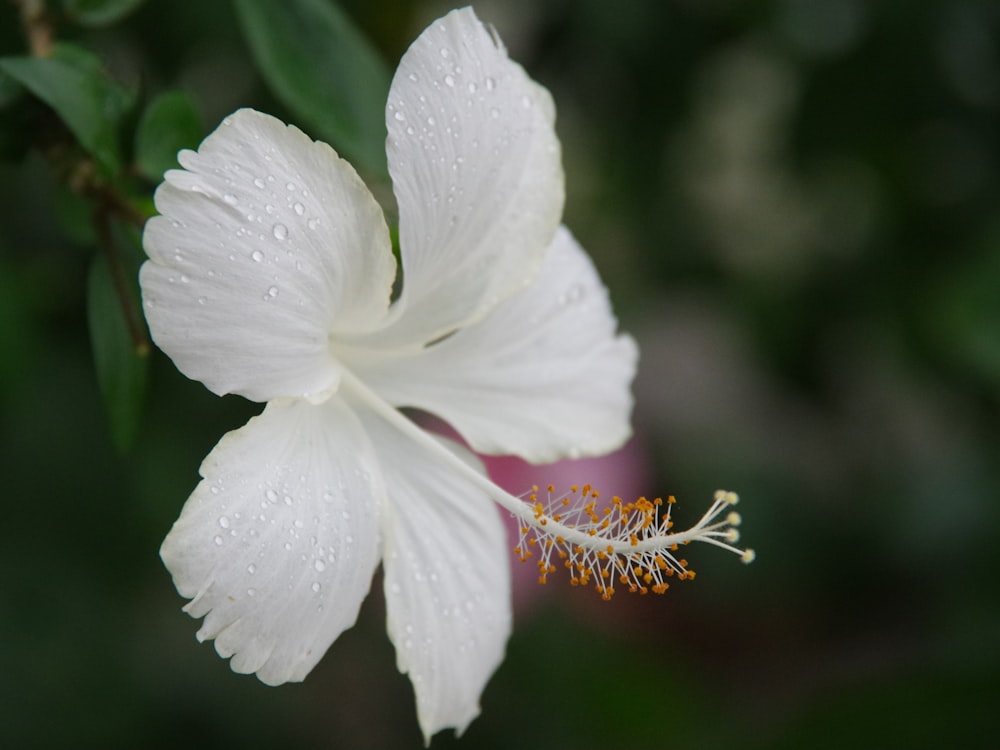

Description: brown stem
[15,0,153,353]
[15,0,53,58]
[93,198,151,357]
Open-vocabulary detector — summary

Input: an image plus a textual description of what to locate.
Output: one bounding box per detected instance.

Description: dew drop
[213,535,223,546]
[444,74,455,87]
[286,181,296,191]
[265,489,278,503]
[293,202,305,216]
[247,563,257,575]
[272,223,288,240]
[253,177,266,189]
[565,283,585,303]
[223,193,238,205]
[394,110,406,122]
[467,81,478,94]
[485,76,496,90]
[439,47,450,58]
[251,250,264,263]
[311,582,321,593]
[247,588,257,597]
[218,516,230,529]
[314,559,326,572]
[408,72,419,82]
[307,218,320,230]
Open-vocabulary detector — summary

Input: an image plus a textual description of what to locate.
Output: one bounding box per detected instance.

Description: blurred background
[2,0,998,747]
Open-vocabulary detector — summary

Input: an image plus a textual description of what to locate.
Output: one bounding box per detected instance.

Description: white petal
[355,407,511,742]
[160,397,382,685]
[374,7,564,347]
[141,108,395,402]
[352,226,638,463]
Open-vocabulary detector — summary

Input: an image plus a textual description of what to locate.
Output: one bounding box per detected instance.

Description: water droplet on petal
[213,535,223,546]
[444,74,455,87]
[247,587,257,597]
[485,76,496,90]
[292,202,305,216]
[253,177,266,189]
[311,582,321,593]
[223,193,238,205]
[265,489,278,503]
[251,250,264,262]
[218,516,230,529]
[272,223,288,240]
[439,47,450,58]
[247,563,256,575]
[394,110,406,121]
[314,559,326,572]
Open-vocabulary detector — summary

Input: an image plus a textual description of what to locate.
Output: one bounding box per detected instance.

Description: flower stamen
[513,486,753,599]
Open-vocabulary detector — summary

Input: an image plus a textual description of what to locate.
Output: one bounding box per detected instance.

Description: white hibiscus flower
[141,6,751,741]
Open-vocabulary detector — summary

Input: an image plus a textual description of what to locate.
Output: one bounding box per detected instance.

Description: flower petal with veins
[357,405,510,742]
[142,109,395,402]
[371,7,564,348]
[161,397,382,685]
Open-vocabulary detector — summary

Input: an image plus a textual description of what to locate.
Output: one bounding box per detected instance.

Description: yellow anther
[513,484,751,599]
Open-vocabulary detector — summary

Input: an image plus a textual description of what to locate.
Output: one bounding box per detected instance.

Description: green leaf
[234,0,390,176]
[0,44,133,173]
[60,0,146,27]
[135,90,203,181]
[87,252,148,452]
[931,224,1000,387]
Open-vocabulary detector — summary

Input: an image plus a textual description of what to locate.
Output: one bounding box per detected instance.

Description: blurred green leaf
[134,90,203,181]
[87,252,148,452]
[0,71,29,162]
[54,186,98,245]
[0,44,133,173]
[234,0,390,176]
[0,67,20,107]
[931,225,1000,386]
[60,0,146,27]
